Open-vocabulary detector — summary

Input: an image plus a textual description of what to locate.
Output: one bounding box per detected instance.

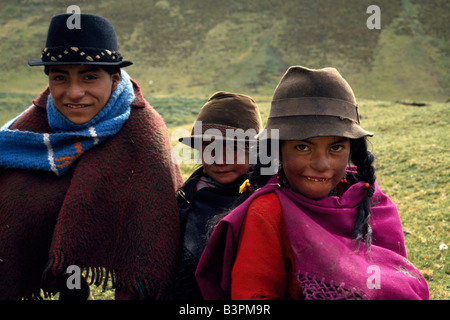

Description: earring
[340,173,347,184]
[276,161,282,181]
[277,168,291,189]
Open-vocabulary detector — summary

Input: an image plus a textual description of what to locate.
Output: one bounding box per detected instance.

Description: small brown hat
[259,66,373,140]
[179,91,263,148]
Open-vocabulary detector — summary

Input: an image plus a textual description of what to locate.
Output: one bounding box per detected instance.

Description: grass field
[0,94,448,300]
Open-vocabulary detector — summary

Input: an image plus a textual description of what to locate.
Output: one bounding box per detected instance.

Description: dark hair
[44,65,120,75]
[349,137,376,251]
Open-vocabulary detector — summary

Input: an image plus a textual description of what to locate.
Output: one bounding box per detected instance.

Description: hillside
[0,0,448,100]
[0,1,448,300]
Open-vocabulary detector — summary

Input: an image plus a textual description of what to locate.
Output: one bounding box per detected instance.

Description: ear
[111,72,122,91]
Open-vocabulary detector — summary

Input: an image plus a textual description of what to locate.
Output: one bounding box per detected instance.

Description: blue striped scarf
[0,69,135,176]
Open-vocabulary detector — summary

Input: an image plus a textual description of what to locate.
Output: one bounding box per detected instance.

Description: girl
[174,91,264,299]
[195,66,429,300]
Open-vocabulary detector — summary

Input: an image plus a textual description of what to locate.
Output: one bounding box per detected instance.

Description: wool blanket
[0,70,134,176]
[195,172,429,300]
[0,79,183,299]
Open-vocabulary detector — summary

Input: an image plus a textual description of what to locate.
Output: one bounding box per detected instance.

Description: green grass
[0,92,36,126]
[2,95,446,299]
[0,1,448,100]
[357,99,449,299]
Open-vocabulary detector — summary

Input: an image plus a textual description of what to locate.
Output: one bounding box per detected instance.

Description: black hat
[28,13,132,67]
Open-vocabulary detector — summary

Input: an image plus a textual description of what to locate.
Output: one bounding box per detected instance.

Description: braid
[350,138,376,251]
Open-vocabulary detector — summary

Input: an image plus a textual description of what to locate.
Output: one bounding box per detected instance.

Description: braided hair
[239,138,376,251]
[350,137,376,251]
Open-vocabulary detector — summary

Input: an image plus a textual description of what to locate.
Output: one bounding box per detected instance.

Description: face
[201,140,250,185]
[281,136,350,200]
[48,65,121,124]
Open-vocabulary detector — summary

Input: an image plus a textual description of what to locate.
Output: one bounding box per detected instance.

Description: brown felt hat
[179,91,263,149]
[259,66,373,140]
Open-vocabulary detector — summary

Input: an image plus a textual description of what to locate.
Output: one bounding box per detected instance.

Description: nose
[310,150,330,172]
[213,145,228,165]
[203,144,230,165]
[66,80,85,100]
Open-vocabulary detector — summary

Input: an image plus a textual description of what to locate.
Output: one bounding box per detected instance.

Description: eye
[52,75,65,81]
[295,144,309,152]
[84,74,98,81]
[330,145,345,152]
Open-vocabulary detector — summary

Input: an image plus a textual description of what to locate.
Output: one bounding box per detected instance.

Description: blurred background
[0,0,448,100]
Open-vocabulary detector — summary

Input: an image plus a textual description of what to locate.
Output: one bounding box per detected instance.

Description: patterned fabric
[40,46,123,64]
[0,70,134,176]
[298,273,364,300]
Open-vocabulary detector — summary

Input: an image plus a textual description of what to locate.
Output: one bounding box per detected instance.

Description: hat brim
[257,116,373,140]
[179,135,257,150]
[28,58,133,68]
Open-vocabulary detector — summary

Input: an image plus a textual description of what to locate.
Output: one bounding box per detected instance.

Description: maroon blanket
[0,80,183,299]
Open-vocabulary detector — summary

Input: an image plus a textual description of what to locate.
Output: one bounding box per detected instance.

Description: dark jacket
[174,167,246,300]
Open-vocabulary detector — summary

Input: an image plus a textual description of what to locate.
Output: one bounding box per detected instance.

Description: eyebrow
[49,66,102,74]
[300,138,349,145]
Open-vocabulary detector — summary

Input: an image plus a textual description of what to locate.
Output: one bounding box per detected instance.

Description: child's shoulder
[247,192,283,223]
[251,192,281,206]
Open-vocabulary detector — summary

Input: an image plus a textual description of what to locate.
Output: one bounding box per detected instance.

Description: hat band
[41,46,123,63]
[270,97,360,124]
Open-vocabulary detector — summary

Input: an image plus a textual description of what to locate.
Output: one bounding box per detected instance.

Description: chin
[215,176,237,185]
[297,188,331,200]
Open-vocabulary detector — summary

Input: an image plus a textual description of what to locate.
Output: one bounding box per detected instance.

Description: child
[195,66,429,300]
[0,13,182,300]
[174,91,263,299]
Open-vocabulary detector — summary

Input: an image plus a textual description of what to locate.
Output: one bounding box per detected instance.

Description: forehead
[284,136,349,145]
[48,65,104,73]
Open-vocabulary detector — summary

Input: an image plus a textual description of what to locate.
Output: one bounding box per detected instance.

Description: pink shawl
[195,173,429,300]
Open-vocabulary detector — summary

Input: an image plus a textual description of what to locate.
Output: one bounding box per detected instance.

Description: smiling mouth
[216,171,231,174]
[306,176,331,182]
[66,104,89,109]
